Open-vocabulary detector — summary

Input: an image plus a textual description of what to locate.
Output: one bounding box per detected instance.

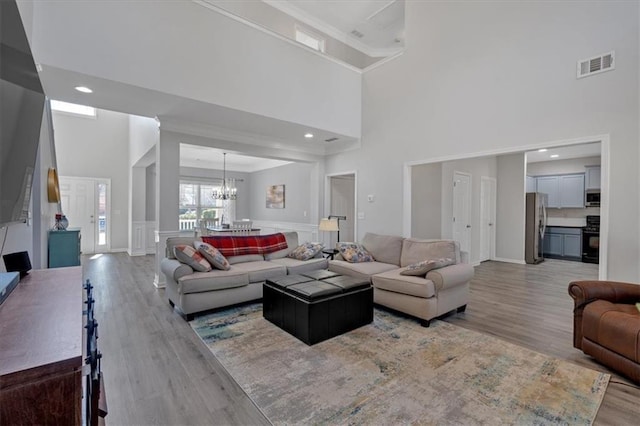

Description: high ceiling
[266,0,405,54]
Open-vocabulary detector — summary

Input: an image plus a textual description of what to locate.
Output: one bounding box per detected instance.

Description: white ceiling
[525,142,601,163]
[265,0,405,55]
[180,144,292,172]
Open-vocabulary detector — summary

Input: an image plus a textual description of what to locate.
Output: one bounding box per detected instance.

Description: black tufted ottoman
[263,272,373,345]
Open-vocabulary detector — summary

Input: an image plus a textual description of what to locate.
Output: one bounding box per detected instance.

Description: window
[50,100,97,117]
[179,181,224,230]
[295,26,325,52]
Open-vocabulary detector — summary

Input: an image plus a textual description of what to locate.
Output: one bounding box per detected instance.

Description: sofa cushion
[582,300,640,363]
[227,254,265,265]
[362,233,404,266]
[166,237,200,259]
[400,239,460,267]
[287,242,324,260]
[269,257,328,275]
[328,260,397,282]
[177,269,249,294]
[173,245,212,272]
[372,269,436,299]
[337,243,375,263]
[231,261,287,283]
[194,241,230,271]
[400,258,455,276]
[264,231,298,260]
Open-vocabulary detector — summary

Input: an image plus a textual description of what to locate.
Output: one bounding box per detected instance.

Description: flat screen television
[0,0,46,229]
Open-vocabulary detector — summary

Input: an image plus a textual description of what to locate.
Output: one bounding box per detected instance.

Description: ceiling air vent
[350,29,364,39]
[324,137,339,143]
[577,51,615,79]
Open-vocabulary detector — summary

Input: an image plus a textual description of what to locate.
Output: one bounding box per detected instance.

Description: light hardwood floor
[84,254,640,425]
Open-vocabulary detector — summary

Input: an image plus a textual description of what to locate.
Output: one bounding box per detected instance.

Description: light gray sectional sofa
[161,231,327,320]
[329,233,474,326]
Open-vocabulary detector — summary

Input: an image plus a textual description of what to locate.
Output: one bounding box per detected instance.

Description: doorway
[59,176,111,254]
[452,172,472,256]
[327,173,356,247]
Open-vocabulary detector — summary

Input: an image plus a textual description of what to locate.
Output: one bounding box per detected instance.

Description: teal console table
[48,229,81,268]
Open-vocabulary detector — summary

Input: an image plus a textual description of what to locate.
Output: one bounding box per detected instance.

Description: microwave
[585,190,600,207]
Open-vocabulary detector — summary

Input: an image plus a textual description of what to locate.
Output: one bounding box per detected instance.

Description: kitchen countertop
[546,218,586,227]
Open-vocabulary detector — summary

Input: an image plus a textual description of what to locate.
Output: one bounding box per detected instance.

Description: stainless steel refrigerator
[525,192,547,264]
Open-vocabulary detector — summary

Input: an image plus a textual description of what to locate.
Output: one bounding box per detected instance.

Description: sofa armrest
[460,251,469,264]
[568,280,640,349]
[161,258,193,283]
[426,263,474,291]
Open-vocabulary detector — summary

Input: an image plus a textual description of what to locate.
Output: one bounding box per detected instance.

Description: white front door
[480,176,497,262]
[59,176,110,254]
[453,172,472,257]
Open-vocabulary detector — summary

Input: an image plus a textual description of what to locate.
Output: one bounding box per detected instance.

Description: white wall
[495,154,526,263]
[326,1,639,281]
[249,162,317,223]
[29,0,361,138]
[411,163,442,239]
[52,109,130,251]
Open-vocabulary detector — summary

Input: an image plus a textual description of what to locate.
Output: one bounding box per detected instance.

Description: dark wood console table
[0,267,83,425]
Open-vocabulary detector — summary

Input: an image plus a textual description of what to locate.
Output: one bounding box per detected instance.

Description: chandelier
[212,152,237,200]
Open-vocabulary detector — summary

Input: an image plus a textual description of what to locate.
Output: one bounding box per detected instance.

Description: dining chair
[231,220,253,234]
[198,218,220,236]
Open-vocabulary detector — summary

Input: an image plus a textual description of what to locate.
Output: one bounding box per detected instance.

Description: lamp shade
[319,218,339,232]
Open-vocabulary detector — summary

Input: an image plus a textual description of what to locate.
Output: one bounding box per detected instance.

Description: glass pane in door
[97,183,107,246]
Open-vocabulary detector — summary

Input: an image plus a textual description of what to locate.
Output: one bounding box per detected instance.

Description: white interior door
[330,175,355,246]
[59,177,110,254]
[453,172,472,256]
[480,176,497,262]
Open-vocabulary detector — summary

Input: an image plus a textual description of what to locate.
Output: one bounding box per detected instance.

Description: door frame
[403,133,609,279]
[324,171,357,244]
[479,176,497,261]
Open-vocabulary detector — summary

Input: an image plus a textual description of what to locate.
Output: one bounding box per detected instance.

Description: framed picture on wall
[266,184,285,209]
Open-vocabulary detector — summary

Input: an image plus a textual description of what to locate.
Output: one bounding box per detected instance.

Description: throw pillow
[337,242,375,263]
[400,258,455,276]
[173,244,212,272]
[287,242,324,261]
[194,241,230,271]
[636,302,640,313]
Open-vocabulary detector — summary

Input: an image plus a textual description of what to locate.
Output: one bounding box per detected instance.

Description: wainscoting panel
[130,221,147,256]
[146,222,156,254]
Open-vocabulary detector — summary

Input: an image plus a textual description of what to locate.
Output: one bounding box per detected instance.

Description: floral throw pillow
[173,244,212,272]
[337,242,375,263]
[400,258,455,276]
[287,242,324,261]
[194,241,230,271]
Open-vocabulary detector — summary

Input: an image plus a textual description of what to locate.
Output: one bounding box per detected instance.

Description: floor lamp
[319,215,347,243]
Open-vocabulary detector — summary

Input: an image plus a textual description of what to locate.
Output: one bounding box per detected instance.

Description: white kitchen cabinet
[535,174,584,208]
[559,174,585,208]
[536,176,559,208]
[526,176,536,193]
[585,166,601,190]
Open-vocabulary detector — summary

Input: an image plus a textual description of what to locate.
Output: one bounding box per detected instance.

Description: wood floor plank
[83,254,639,425]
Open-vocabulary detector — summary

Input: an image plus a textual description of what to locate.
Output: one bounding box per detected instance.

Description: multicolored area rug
[191,304,609,425]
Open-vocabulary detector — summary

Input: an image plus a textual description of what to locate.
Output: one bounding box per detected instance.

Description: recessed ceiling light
[304,133,314,139]
[550,154,559,158]
[537,148,548,152]
[75,86,93,93]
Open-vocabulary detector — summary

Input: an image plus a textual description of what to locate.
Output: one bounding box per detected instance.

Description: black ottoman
[263,274,373,345]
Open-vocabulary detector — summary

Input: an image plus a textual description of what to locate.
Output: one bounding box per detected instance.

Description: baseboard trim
[492,257,526,265]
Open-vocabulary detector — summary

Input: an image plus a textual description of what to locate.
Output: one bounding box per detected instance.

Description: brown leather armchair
[569,280,640,383]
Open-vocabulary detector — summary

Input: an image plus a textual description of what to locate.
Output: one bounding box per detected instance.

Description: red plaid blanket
[202,233,288,257]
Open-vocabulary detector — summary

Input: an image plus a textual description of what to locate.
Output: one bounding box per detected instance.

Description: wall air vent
[577,51,615,79]
[350,29,364,38]
[324,137,339,142]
